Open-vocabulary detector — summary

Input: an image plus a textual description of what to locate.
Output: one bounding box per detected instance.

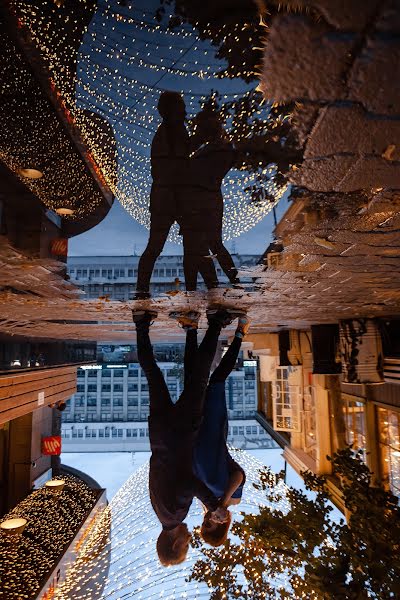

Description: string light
[50,449,294,599]
[0,476,97,599]
[0,27,107,220]
[14,0,286,239]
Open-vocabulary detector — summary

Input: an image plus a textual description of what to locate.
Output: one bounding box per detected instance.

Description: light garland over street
[52,449,295,600]
[14,0,286,238]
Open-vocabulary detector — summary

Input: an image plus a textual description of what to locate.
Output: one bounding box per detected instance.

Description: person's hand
[209,506,229,524]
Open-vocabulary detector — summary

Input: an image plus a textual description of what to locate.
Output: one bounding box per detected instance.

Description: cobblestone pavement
[0,192,399,342]
[260,0,400,193]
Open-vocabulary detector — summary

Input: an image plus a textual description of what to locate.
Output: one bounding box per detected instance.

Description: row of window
[69,267,228,280]
[62,425,264,439]
[79,369,179,379]
[77,383,149,392]
[69,267,189,279]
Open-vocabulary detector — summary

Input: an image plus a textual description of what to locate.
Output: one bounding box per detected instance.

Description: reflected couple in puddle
[136,91,241,298]
[133,91,253,564]
[132,307,250,565]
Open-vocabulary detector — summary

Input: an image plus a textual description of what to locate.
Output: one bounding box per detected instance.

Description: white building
[66,253,260,299]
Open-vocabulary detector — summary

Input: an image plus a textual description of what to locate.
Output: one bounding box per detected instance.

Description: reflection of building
[67,254,260,299]
[253,319,400,508]
[61,419,276,452]
[62,350,262,449]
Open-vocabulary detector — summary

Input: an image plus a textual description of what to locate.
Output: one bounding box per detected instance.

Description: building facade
[251,321,400,504]
[61,349,263,450]
[67,254,260,299]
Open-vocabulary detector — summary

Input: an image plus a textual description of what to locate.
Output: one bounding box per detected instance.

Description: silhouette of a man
[132,307,238,565]
[136,91,218,296]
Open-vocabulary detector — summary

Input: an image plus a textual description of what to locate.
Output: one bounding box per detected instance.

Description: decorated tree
[189,447,400,599]
[155,0,302,203]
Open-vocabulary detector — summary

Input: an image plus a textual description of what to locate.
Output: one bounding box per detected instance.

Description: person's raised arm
[220,468,244,508]
[193,477,219,513]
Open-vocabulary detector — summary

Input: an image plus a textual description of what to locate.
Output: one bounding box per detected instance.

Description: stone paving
[260,0,400,193]
[0,191,399,343]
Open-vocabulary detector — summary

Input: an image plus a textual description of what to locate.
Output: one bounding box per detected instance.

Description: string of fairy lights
[0,27,106,219]
[0,476,97,600]
[49,449,301,600]
[14,0,286,239]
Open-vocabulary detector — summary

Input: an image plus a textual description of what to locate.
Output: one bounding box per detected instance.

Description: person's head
[157,91,186,123]
[56,401,67,412]
[156,523,191,566]
[200,510,232,547]
[193,109,225,143]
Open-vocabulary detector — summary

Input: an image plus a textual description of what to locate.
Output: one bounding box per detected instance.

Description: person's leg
[210,238,239,284]
[136,188,176,293]
[209,202,239,284]
[210,335,242,384]
[183,327,198,388]
[133,312,172,413]
[136,222,172,293]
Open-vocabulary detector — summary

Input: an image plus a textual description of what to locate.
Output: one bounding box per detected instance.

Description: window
[128,370,138,377]
[102,370,111,377]
[88,370,98,377]
[179,268,184,277]
[77,384,84,392]
[113,370,124,378]
[128,383,138,392]
[113,398,123,407]
[87,397,97,407]
[113,384,123,392]
[141,398,149,405]
[77,270,82,278]
[82,270,87,277]
[128,398,138,406]
[115,269,125,278]
[88,384,97,392]
[89,269,95,278]
[128,269,134,277]
[95,269,100,277]
[101,269,107,277]
[166,268,174,277]
[101,398,111,406]
[140,429,145,437]
[102,384,111,392]
[113,413,123,421]
[75,398,84,407]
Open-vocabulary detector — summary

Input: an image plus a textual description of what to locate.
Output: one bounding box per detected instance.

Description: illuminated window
[378,407,400,497]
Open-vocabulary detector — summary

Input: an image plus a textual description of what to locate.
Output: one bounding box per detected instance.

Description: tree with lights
[189,447,400,599]
[156,0,302,203]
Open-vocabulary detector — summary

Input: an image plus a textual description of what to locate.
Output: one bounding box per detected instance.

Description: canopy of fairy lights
[52,450,298,600]
[15,0,287,240]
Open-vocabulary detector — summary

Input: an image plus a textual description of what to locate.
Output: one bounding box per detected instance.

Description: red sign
[42,436,62,456]
[50,238,68,256]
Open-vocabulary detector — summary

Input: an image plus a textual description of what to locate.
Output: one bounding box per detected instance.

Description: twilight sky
[69,195,289,257]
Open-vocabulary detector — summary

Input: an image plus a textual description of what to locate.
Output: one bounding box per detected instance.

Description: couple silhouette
[136,91,239,297]
[132,307,249,565]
